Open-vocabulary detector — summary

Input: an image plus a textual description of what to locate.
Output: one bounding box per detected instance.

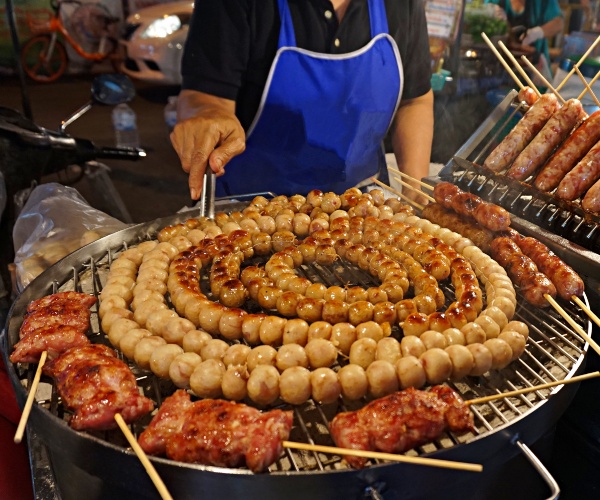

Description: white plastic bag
[13,183,129,291]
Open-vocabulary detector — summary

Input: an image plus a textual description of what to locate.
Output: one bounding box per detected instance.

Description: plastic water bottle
[164,95,178,133]
[112,103,139,149]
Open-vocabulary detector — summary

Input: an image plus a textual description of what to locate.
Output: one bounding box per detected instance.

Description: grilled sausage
[517,86,539,106]
[484,93,559,172]
[472,202,511,232]
[490,237,556,307]
[534,110,600,191]
[451,192,483,218]
[506,99,584,181]
[433,182,461,209]
[582,177,600,213]
[556,139,600,201]
[514,237,584,300]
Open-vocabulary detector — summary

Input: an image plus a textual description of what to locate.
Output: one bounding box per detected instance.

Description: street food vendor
[170,0,433,200]
[486,0,564,74]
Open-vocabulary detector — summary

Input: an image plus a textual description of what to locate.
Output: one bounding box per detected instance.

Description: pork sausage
[507,98,584,181]
[534,110,600,191]
[556,139,600,201]
[484,93,559,172]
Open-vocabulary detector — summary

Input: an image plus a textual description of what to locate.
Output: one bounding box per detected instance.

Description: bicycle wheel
[21,35,68,83]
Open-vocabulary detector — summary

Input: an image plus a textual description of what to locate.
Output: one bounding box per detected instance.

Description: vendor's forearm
[176,90,236,121]
[391,90,434,182]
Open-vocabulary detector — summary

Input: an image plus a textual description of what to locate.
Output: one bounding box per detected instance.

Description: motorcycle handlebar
[93,146,146,160]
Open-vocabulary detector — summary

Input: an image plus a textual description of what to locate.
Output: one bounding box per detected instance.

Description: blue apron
[216,0,403,197]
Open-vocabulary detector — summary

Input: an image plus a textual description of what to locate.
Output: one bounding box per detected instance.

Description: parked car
[119,1,193,85]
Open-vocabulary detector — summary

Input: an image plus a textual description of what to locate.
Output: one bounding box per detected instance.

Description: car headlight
[141,15,182,38]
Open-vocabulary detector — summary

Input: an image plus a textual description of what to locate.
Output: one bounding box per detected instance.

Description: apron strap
[367,0,389,37]
[276,0,390,49]
[277,0,297,48]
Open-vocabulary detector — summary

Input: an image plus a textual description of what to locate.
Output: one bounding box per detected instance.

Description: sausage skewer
[534,110,600,191]
[555,33,600,93]
[574,66,600,107]
[520,56,566,105]
[490,237,556,307]
[13,351,47,444]
[582,175,600,213]
[571,295,600,330]
[556,139,600,201]
[506,235,584,300]
[481,32,539,104]
[468,370,600,405]
[432,182,511,232]
[370,177,425,211]
[282,440,482,472]
[506,98,585,181]
[546,295,600,357]
[483,93,559,172]
[114,414,174,500]
[497,40,541,102]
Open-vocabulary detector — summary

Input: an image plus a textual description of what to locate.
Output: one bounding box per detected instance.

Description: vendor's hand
[521,26,544,46]
[170,93,246,200]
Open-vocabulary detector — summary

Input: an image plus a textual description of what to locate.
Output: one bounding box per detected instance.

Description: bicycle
[21,0,122,83]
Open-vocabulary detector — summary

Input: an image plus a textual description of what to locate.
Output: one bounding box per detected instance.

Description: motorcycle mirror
[60,74,136,133]
[91,74,136,106]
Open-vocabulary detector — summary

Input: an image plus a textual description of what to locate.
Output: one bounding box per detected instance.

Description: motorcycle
[0,73,145,319]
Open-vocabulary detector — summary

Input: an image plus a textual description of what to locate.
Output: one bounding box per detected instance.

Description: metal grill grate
[8,223,591,476]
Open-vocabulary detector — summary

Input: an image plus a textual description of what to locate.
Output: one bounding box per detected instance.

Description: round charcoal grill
[0,208,593,500]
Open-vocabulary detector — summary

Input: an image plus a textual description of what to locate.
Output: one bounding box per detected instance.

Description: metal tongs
[199,170,216,219]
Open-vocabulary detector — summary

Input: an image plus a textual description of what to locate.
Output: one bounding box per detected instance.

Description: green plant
[465,13,507,43]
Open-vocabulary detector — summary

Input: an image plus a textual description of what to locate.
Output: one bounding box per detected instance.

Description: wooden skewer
[574,66,600,107]
[545,294,600,357]
[556,33,600,92]
[282,441,482,472]
[114,413,174,500]
[14,351,47,444]
[520,55,566,104]
[577,69,600,100]
[571,295,600,330]
[391,175,435,203]
[467,371,600,406]
[497,40,542,97]
[388,166,435,191]
[480,32,525,91]
[370,177,425,211]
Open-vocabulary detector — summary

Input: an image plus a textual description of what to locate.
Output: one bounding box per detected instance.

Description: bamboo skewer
[577,69,600,100]
[283,370,600,472]
[545,294,600,357]
[480,32,526,91]
[370,177,425,211]
[467,371,600,406]
[282,441,483,472]
[391,175,435,203]
[388,167,435,191]
[571,295,600,330]
[14,351,47,444]
[114,413,174,500]
[556,33,600,92]
[497,40,542,97]
[520,55,566,104]
[574,66,600,107]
